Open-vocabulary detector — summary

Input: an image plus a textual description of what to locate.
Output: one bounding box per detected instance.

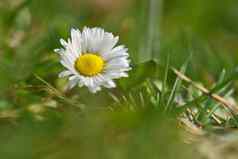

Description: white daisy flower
[55,27,131,93]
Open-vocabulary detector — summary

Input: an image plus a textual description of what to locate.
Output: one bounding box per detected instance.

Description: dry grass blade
[172,68,238,114]
[34,74,84,109]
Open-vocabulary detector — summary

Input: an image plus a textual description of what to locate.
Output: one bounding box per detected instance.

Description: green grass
[0,0,238,158]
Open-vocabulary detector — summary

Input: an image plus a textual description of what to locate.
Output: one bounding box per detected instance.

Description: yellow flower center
[75,53,104,76]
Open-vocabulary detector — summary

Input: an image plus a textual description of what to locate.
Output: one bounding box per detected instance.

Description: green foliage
[0,0,238,158]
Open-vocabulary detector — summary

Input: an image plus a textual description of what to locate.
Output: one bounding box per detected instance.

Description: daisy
[55,27,131,93]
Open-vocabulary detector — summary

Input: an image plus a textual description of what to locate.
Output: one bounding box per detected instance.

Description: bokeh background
[0,0,238,159]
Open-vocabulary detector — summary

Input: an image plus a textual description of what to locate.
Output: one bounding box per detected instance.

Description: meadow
[0,0,238,158]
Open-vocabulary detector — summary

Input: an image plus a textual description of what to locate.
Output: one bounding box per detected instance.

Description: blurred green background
[0,0,238,159]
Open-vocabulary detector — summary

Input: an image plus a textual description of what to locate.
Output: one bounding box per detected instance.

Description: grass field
[0,0,238,159]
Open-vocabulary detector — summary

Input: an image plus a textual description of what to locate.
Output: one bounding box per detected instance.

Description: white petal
[61,52,75,65]
[55,45,77,66]
[69,75,78,81]
[59,70,73,78]
[102,45,129,60]
[60,39,68,47]
[105,58,130,70]
[81,27,119,54]
[107,57,129,65]
[102,80,116,88]
[56,48,79,74]
[71,28,82,55]
[98,34,119,53]
[81,76,100,93]
[88,85,101,93]
[60,60,72,70]
[81,27,100,52]
[81,27,90,52]
[67,77,79,90]
[54,48,63,54]
[59,37,79,60]
[66,39,79,59]
[104,72,129,79]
